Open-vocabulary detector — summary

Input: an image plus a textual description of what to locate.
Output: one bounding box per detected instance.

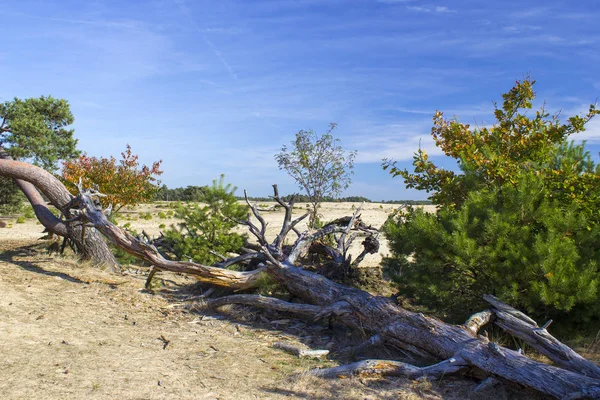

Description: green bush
[383,79,600,333]
[111,244,142,266]
[157,211,167,219]
[16,216,26,224]
[384,175,599,328]
[163,175,248,265]
[0,176,25,215]
[139,212,152,220]
[23,207,35,219]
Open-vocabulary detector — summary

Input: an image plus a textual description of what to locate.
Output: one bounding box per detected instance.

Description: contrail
[173,0,239,80]
[201,34,238,80]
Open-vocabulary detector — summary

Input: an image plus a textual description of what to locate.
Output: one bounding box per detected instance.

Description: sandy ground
[0,203,550,399]
[0,239,502,400]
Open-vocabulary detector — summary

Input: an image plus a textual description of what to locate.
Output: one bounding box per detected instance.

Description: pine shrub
[163,176,248,265]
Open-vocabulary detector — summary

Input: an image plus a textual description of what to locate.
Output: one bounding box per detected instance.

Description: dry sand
[0,238,497,400]
[1,202,520,400]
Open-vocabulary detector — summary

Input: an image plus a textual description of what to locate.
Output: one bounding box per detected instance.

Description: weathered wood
[473,376,501,393]
[202,294,322,317]
[0,155,118,268]
[464,309,493,336]
[354,334,383,355]
[273,342,329,358]
[484,294,600,380]
[77,192,266,290]
[311,357,468,379]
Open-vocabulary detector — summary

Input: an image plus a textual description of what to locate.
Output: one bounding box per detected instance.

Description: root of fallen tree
[1,158,599,400]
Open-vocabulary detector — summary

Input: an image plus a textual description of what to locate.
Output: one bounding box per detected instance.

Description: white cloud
[173,0,239,80]
[511,8,550,19]
[407,5,455,14]
[347,122,444,163]
[434,6,452,13]
[377,0,414,3]
[573,117,600,143]
[391,104,493,117]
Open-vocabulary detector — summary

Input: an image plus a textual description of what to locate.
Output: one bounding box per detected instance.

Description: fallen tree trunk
[0,156,118,269]
[3,165,597,399]
[71,187,600,399]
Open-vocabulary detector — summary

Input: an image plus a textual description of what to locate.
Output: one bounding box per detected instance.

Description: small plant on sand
[275,123,356,228]
[163,175,248,265]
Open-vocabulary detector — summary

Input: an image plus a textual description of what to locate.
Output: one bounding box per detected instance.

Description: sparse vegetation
[275,123,356,227]
[1,81,599,399]
[162,175,248,265]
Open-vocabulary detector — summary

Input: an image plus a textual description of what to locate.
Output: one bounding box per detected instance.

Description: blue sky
[2,0,599,200]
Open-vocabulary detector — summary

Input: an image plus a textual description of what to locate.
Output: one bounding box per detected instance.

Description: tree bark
[0,156,118,269]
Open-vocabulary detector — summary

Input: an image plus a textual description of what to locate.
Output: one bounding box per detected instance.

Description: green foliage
[384,176,599,326]
[163,175,248,265]
[111,244,142,266]
[139,212,152,220]
[157,211,167,219]
[0,96,79,171]
[15,216,26,224]
[154,184,208,202]
[275,123,356,227]
[0,96,79,215]
[0,176,25,214]
[23,207,35,219]
[383,79,600,331]
[383,78,599,210]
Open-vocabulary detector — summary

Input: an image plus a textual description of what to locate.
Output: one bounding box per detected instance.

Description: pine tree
[163,176,248,265]
[383,79,600,332]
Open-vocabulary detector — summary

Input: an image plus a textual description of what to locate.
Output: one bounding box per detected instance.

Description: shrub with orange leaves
[62,145,162,212]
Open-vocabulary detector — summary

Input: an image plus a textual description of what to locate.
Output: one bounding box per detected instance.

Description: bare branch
[311,356,468,379]
[73,189,266,290]
[337,204,362,253]
[484,295,600,379]
[198,294,321,318]
[273,342,329,358]
[464,309,493,336]
[270,184,309,254]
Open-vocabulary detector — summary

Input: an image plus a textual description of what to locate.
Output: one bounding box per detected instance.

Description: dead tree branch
[484,294,600,380]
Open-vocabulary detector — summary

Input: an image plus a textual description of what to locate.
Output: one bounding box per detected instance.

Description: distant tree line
[245,193,373,203]
[154,185,208,202]
[153,186,431,205]
[378,199,432,205]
